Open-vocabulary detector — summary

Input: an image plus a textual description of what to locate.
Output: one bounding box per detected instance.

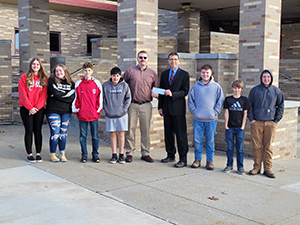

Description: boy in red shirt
[72,62,103,163]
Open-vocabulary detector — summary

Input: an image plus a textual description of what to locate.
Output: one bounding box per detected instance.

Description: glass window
[50,31,61,54]
[87,34,101,56]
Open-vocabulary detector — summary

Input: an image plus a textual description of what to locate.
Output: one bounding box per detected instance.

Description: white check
[152,87,165,95]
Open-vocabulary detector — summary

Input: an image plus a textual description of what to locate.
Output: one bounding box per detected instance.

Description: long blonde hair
[51,64,73,85]
[26,57,48,87]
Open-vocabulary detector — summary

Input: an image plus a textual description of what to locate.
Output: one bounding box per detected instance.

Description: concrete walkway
[0,124,299,225]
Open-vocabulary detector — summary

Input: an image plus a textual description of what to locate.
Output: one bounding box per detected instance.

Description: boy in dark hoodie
[248,69,284,178]
[102,67,131,164]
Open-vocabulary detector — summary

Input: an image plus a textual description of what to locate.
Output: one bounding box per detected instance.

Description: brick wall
[279,59,300,101]
[50,10,117,57]
[200,32,239,54]
[0,40,12,123]
[0,3,117,58]
[0,4,18,56]
[281,23,300,59]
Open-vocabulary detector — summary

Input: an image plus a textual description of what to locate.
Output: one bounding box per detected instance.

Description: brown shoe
[206,161,214,170]
[263,170,276,178]
[191,160,201,168]
[141,155,154,163]
[249,168,261,175]
[125,155,133,163]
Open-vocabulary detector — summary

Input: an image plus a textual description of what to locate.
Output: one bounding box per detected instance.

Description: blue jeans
[225,128,245,169]
[79,120,99,156]
[47,113,71,154]
[193,120,217,162]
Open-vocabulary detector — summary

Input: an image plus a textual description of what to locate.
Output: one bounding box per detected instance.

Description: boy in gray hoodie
[188,64,224,170]
[102,67,131,164]
[248,69,284,178]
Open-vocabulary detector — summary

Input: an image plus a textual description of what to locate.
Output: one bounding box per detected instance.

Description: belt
[132,100,150,105]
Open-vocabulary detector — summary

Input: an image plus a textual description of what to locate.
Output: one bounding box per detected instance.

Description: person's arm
[241,110,248,130]
[72,81,81,114]
[214,89,225,115]
[18,75,34,111]
[187,88,196,114]
[224,109,229,130]
[34,84,47,110]
[248,89,255,123]
[167,71,190,100]
[274,90,284,123]
[95,80,103,114]
[123,84,132,111]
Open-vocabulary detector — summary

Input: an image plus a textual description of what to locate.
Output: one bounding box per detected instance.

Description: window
[14,28,19,53]
[14,29,61,54]
[50,31,61,54]
[87,34,101,56]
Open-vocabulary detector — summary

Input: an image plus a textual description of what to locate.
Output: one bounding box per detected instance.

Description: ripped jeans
[46,113,71,154]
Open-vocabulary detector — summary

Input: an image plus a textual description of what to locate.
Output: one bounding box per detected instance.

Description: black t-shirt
[224,95,250,128]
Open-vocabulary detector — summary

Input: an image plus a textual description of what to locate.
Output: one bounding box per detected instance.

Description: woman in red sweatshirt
[18,58,48,163]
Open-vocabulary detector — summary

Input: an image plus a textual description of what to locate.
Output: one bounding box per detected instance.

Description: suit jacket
[158,68,190,116]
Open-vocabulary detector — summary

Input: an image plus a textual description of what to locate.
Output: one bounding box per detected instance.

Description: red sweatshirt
[72,76,103,122]
[18,73,47,111]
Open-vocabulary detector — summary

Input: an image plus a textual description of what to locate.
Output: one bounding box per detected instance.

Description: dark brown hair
[231,80,244,90]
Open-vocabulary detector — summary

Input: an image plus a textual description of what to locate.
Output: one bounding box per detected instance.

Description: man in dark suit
[158,52,190,168]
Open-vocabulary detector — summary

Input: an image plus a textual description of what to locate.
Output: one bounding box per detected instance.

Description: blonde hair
[26,58,48,87]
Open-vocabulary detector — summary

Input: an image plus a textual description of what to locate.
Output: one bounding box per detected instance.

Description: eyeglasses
[168,58,178,61]
[139,56,147,60]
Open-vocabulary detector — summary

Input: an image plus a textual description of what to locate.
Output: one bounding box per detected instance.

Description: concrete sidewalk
[0,124,300,225]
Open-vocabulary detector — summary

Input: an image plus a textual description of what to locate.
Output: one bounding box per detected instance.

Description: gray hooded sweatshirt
[248,69,284,123]
[188,76,224,122]
[102,78,131,118]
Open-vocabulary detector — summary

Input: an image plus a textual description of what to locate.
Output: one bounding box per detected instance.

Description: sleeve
[49,79,75,104]
[152,72,159,88]
[171,71,190,101]
[187,87,196,113]
[18,74,33,110]
[214,85,225,114]
[224,97,229,109]
[243,97,250,111]
[158,72,165,110]
[247,89,255,121]
[34,84,48,110]
[72,81,80,113]
[123,83,132,111]
[274,89,284,123]
[96,80,103,114]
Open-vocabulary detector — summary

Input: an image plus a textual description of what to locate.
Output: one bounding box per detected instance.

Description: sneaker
[118,154,125,164]
[80,155,87,163]
[50,153,60,162]
[237,168,245,175]
[36,155,43,163]
[60,152,68,162]
[92,155,100,163]
[109,154,117,164]
[222,166,233,173]
[27,155,36,163]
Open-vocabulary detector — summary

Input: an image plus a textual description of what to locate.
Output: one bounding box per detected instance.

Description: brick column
[239,0,282,94]
[177,8,200,53]
[18,0,50,74]
[0,40,12,123]
[117,0,158,72]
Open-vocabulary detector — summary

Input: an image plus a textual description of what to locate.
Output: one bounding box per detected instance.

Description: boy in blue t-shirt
[223,80,250,175]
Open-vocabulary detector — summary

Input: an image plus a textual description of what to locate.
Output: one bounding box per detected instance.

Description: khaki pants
[125,102,152,156]
[251,120,277,171]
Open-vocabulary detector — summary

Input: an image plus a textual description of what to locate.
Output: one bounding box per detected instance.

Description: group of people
[18,51,284,179]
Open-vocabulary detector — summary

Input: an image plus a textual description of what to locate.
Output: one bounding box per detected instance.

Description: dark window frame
[87,34,102,56]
